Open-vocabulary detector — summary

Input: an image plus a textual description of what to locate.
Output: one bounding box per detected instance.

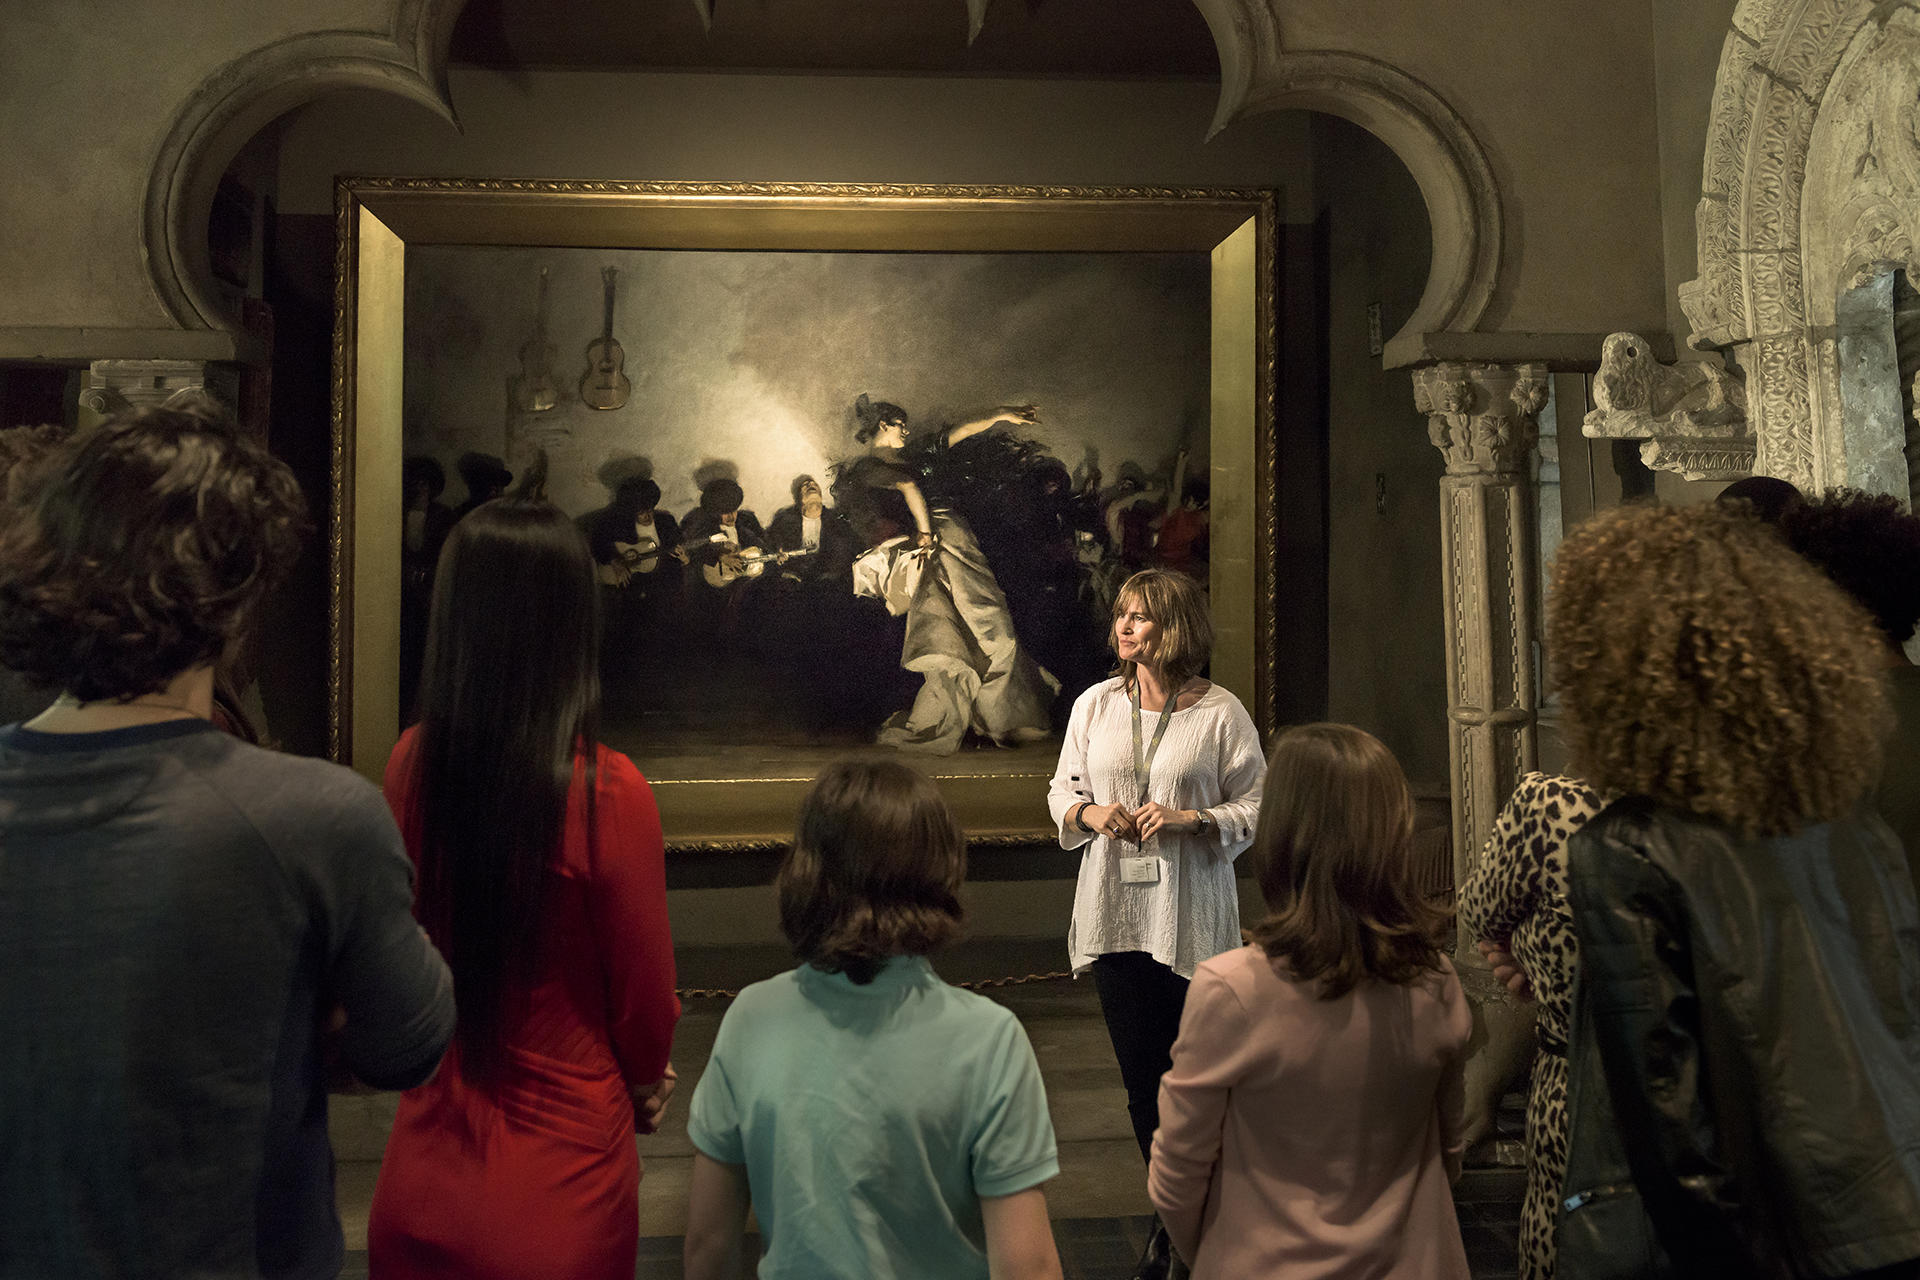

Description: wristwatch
[1193,811,1213,838]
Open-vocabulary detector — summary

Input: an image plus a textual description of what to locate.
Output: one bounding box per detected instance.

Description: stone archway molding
[146,0,1502,365]
[1193,0,1503,360]
[144,0,466,333]
[1679,0,1912,492]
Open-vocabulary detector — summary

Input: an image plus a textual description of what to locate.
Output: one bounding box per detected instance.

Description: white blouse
[1047,678,1266,978]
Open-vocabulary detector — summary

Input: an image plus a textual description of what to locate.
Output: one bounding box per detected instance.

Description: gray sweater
[0,719,454,1279]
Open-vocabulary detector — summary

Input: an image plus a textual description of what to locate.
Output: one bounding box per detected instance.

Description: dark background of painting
[402,247,1212,766]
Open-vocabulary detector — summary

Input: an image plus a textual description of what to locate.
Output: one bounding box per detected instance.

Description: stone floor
[332,941,1525,1278]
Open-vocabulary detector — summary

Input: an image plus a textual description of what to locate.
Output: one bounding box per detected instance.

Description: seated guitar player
[588,476,681,683]
[679,478,769,648]
[589,476,680,591]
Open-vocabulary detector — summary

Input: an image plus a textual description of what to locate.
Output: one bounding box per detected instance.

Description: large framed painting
[332,179,1275,849]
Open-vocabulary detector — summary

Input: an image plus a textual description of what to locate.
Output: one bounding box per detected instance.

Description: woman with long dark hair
[368,500,680,1280]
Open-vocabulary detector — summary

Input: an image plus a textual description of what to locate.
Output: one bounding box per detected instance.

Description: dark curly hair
[1547,504,1890,837]
[0,422,75,505]
[0,400,308,701]
[1777,488,1920,647]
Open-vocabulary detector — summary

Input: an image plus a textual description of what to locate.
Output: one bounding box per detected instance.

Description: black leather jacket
[1558,797,1920,1279]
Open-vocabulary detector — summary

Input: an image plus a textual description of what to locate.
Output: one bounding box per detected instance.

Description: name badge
[1120,856,1162,885]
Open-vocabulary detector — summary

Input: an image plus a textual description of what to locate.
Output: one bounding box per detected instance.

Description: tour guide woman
[1047,568,1264,1280]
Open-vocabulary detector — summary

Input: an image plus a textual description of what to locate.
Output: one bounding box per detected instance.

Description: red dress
[367,730,680,1280]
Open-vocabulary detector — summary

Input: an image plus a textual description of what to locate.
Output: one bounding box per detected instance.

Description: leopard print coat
[1459,772,1604,1280]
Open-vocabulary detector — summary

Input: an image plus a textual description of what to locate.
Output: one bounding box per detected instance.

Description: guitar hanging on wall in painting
[581,266,631,410]
[511,266,560,413]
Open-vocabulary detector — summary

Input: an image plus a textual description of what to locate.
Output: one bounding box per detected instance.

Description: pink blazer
[1148,945,1472,1279]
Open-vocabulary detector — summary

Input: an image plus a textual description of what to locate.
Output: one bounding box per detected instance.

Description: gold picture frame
[331,178,1276,851]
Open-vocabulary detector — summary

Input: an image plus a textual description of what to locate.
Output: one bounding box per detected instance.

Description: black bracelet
[1073,802,1095,833]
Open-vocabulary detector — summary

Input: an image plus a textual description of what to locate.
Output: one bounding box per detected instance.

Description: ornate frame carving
[331,177,1276,851]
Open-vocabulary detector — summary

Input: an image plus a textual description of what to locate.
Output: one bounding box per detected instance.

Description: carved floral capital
[1411,361,1547,475]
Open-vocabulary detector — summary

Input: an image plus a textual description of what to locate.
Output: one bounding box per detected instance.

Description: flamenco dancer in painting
[834,394,1059,754]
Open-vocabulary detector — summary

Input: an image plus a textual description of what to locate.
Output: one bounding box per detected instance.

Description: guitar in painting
[702,537,814,588]
[581,266,631,410]
[510,267,559,413]
[596,530,668,586]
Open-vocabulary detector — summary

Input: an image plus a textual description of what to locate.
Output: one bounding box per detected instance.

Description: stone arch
[143,0,465,331]
[1193,0,1503,354]
[147,0,1502,359]
[1681,0,1920,495]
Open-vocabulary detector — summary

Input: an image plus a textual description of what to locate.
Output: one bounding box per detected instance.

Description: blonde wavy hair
[1546,503,1890,837]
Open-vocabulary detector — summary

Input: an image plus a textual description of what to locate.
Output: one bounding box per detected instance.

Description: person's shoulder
[1514,771,1602,809]
[198,736,383,811]
[1073,676,1125,709]
[593,742,648,787]
[1197,944,1270,1003]
[188,737,396,849]
[925,978,1031,1054]
[722,968,807,1025]
[1190,680,1242,712]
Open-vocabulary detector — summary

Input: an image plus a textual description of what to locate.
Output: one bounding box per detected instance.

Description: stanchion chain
[675,970,1074,1002]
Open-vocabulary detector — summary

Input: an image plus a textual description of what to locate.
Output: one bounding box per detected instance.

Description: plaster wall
[1312,117,1447,794]
[272,70,1317,215]
[0,0,394,335]
[5,0,1676,356]
[1651,0,1742,348]
[1243,0,1668,336]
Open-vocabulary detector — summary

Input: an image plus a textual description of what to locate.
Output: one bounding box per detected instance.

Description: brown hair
[1247,723,1448,999]
[1547,504,1890,837]
[0,399,307,701]
[1111,568,1213,689]
[776,759,967,984]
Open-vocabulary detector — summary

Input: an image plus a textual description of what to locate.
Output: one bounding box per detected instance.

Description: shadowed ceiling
[450,0,1221,78]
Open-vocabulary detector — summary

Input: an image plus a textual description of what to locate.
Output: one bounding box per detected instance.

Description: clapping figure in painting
[834,394,1059,754]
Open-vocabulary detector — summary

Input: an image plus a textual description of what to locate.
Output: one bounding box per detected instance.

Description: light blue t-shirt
[687,956,1059,1279]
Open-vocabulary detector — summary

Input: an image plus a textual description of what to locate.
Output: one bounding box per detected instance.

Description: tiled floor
[333,942,1526,1278]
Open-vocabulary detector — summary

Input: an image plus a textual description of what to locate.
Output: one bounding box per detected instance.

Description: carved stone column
[1413,361,1545,887]
[78,359,235,421]
[1413,360,1547,1159]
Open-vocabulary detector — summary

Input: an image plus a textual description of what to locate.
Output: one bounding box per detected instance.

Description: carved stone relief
[1582,332,1754,481]
[1683,0,1920,497]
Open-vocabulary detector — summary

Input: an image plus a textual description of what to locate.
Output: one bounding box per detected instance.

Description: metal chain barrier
[676,969,1074,1002]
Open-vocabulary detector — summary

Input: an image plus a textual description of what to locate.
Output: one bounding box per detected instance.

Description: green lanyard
[1130,679,1178,800]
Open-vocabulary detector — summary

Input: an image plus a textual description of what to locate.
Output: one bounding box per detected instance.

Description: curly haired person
[1548,503,1920,1280]
[1778,487,1920,883]
[0,401,454,1278]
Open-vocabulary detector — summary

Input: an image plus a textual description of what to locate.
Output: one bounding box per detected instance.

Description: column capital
[78,359,235,419]
[1411,361,1549,475]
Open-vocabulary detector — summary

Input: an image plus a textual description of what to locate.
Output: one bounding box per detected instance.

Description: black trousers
[1091,950,1191,1163]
